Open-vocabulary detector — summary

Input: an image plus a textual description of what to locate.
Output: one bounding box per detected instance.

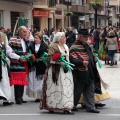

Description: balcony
[109,0,118,6]
[33,0,48,9]
[71,5,85,13]
[84,3,89,13]
[0,0,38,4]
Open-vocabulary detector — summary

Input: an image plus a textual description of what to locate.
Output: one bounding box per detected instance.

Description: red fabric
[118,37,120,50]
[10,52,28,86]
[10,72,28,86]
[24,62,29,75]
[90,37,94,44]
[52,52,61,62]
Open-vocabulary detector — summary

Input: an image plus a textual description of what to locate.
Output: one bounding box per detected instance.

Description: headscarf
[52,32,65,43]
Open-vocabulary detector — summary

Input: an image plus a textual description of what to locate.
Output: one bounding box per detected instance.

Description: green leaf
[65,12,74,16]
[91,0,102,5]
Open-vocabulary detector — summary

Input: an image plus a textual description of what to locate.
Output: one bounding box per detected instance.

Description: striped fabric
[70,40,94,84]
[70,40,89,71]
[9,38,25,72]
[9,38,28,86]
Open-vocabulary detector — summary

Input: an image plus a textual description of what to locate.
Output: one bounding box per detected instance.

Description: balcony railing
[0,0,38,3]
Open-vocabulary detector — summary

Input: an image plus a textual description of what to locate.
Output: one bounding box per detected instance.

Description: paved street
[0,61,120,120]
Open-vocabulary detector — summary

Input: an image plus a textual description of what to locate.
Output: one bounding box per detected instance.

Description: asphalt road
[0,61,120,120]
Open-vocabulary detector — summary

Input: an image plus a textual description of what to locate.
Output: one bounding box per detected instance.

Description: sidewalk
[97,61,120,109]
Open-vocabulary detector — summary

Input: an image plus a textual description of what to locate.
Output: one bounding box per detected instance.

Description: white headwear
[52,32,65,43]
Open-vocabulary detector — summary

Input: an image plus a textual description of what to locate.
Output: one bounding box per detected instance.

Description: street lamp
[64,0,72,27]
[106,0,110,26]
[92,0,102,29]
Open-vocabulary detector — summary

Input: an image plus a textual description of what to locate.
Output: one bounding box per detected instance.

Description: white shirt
[2,35,20,60]
[21,39,26,52]
[35,44,40,53]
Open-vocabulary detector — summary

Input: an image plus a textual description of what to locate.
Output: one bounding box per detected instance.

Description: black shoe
[81,104,86,109]
[72,107,78,111]
[16,100,22,105]
[35,99,40,103]
[3,101,14,106]
[115,61,117,65]
[95,103,106,108]
[22,100,27,103]
[87,109,100,113]
[63,110,74,115]
[48,110,54,114]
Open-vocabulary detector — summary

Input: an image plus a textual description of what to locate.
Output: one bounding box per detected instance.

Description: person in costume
[79,76,110,109]
[40,32,74,115]
[9,26,29,105]
[69,29,101,113]
[0,32,23,106]
[98,27,109,64]
[26,32,48,102]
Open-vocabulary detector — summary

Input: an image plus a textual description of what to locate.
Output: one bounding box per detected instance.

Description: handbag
[113,53,120,61]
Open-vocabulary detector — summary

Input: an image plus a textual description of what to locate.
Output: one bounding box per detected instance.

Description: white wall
[0,1,32,29]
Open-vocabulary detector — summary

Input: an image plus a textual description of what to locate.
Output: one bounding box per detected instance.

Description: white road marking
[0,114,120,116]
[99,114,120,116]
[0,114,48,116]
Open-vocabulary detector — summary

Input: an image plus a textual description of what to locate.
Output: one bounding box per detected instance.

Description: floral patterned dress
[40,44,74,110]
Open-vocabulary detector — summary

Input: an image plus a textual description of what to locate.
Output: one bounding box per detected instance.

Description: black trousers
[14,85,24,102]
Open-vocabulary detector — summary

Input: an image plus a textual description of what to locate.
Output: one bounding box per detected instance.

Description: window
[0,10,3,27]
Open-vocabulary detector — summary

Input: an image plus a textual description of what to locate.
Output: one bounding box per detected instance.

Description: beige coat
[106,37,118,51]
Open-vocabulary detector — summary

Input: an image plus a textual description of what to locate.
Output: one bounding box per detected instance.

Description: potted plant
[65,11,74,16]
[92,0,102,10]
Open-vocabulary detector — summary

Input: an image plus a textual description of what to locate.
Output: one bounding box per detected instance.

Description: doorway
[33,17,40,31]
[10,12,19,31]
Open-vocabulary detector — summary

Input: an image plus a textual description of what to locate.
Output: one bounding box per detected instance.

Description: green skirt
[98,41,109,61]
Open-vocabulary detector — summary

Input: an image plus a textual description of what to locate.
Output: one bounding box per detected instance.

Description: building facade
[0,0,37,30]
[71,0,108,29]
[33,0,66,32]
[109,0,120,27]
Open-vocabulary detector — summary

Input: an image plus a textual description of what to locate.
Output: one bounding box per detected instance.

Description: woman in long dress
[98,27,109,64]
[40,32,74,114]
[26,32,48,102]
[0,32,13,106]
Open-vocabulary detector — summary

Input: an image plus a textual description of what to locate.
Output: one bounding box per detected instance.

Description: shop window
[0,10,3,27]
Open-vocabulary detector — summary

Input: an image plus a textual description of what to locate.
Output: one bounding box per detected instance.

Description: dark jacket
[29,41,48,76]
[65,31,76,43]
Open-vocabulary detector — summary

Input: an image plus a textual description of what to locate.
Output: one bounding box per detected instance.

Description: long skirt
[0,65,11,100]
[40,67,74,111]
[98,41,109,61]
[26,67,43,99]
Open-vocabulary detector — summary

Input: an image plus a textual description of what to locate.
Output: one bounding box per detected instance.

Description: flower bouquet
[0,49,7,66]
[52,52,74,71]
[35,52,48,65]
[21,53,36,66]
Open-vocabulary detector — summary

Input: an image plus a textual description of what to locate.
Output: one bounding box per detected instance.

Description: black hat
[78,29,89,36]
